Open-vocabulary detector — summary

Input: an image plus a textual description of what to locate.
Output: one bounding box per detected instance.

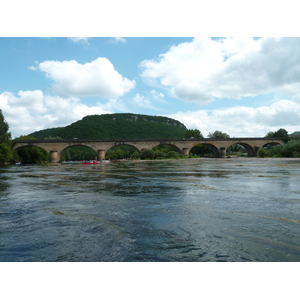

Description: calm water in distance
[0,158,299,262]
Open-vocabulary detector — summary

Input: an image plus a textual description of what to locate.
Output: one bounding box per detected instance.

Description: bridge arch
[226,142,256,157]
[105,144,141,160]
[152,142,182,154]
[14,144,50,163]
[60,145,98,161]
[261,141,282,148]
[106,143,141,153]
[190,142,221,158]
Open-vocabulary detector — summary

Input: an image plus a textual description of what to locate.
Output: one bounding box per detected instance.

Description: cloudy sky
[1,1,300,139]
[1,36,300,138]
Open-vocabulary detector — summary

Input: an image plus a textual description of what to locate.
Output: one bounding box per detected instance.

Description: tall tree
[0,110,11,143]
[208,130,230,138]
[184,129,204,139]
[265,128,289,143]
[0,110,14,164]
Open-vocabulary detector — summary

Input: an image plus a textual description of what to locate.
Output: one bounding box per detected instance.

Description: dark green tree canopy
[208,130,230,139]
[265,128,289,143]
[184,129,204,139]
[28,113,187,140]
[0,110,11,143]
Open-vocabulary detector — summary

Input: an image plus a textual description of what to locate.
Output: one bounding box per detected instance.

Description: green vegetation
[0,110,15,164]
[208,130,230,138]
[61,146,97,161]
[227,144,247,156]
[265,128,290,143]
[14,135,50,164]
[29,113,187,140]
[16,146,50,164]
[290,131,300,137]
[140,145,184,160]
[184,129,204,139]
[258,139,300,158]
[105,145,140,160]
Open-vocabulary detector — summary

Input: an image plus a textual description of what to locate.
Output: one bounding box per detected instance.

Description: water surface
[0,158,299,261]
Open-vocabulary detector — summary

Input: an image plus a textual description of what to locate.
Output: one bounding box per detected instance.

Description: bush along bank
[258,139,300,158]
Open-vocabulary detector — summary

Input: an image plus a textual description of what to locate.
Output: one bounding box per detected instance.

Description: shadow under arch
[105,144,141,160]
[261,141,282,148]
[152,143,182,153]
[61,145,97,161]
[190,142,220,158]
[227,142,256,157]
[15,145,50,164]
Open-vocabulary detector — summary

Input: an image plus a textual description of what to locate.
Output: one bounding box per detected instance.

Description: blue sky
[1,1,300,139]
[1,36,300,139]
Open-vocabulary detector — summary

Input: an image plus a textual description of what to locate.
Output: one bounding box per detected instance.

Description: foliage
[0,110,15,164]
[258,139,300,158]
[184,129,204,139]
[16,146,50,164]
[189,144,213,157]
[0,143,14,164]
[15,135,37,140]
[61,146,97,161]
[290,131,300,136]
[29,113,187,140]
[21,146,49,163]
[44,136,63,140]
[105,145,138,160]
[265,128,289,143]
[141,149,155,160]
[208,130,230,139]
[0,109,11,143]
[166,151,180,159]
[227,144,246,155]
[13,135,52,164]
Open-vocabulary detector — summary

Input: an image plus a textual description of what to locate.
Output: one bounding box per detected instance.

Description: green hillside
[29,113,187,139]
[290,131,300,137]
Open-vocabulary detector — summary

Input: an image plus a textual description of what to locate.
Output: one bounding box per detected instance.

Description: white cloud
[110,37,126,43]
[140,37,300,105]
[68,37,90,43]
[150,90,164,100]
[33,57,136,98]
[2,89,299,139]
[0,90,113,138]
[167,99,300,137]
[133,93,158,110]
[100,98,128,112]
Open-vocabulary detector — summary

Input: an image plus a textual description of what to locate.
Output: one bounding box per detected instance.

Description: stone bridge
[13,138,284,163]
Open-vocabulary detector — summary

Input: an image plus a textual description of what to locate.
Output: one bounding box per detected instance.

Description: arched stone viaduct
[13,138,284,163]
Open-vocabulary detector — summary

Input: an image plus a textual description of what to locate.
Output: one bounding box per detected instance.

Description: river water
[0,158,299,262]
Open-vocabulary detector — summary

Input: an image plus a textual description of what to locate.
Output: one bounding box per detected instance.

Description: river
[0,158,299,262]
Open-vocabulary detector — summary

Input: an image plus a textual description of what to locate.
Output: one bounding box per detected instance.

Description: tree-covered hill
[290,131,300,137]
[29,113,187,140]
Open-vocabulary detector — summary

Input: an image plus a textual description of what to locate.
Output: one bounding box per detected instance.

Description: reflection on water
[0,158,299,262]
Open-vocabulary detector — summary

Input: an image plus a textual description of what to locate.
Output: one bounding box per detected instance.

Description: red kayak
[81,161,100,165]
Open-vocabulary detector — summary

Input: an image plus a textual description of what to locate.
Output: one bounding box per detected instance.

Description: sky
[1,1,300,140]
[1,36,300,139]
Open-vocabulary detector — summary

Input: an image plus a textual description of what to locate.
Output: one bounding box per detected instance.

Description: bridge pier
[254,146,260,156]
[182,148,189,156]
[220,147,226,158]
[97,150,106,161]
[50,151,59,163]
